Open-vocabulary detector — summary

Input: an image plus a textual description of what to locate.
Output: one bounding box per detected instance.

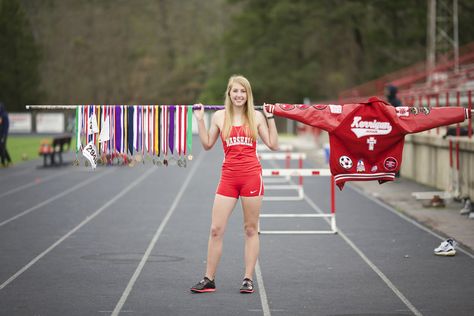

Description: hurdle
[259,152,306,186]
[257,144,295,183]
[257,143,294,152]
[259,168,337,234]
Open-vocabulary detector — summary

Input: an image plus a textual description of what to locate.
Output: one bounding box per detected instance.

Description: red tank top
[221,125,261,175]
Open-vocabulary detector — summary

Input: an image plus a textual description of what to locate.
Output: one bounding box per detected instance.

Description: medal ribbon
[148,106,152,154]
[161,106,168,157]
[177,105,186,156]
[115,105,122,153]
[169,106,175,154]
[133,106,138,152]
[128,106,134,155]
[156,106,160,156]
[75,106,82,152]
[187,105,193,156]
[96,106,100,153]
[141,105,145,155]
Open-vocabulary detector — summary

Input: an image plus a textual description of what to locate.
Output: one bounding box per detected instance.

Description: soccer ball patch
[339,156,353,169]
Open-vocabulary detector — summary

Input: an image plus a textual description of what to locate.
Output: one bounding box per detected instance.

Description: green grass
[6,135,76,165]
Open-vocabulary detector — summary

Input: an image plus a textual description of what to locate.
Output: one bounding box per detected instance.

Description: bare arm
[257,104,278,151]
[194,104,221,151]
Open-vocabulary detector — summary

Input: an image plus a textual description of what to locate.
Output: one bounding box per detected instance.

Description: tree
[0,0,41,111]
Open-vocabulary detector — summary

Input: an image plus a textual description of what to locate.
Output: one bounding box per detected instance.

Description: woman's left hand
[263,103,275,118]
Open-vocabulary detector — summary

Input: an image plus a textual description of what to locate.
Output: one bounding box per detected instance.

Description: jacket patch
[329,104,342,114]
[279,104,295,111]
[313,104,327,110]
[396,107,410,117]
[350,116,392,138]
[384,157,398,170]
[339,156,353,169]
[297,104,310,110]
[409,107,419,115]
[357,160,365,172]
[420,107,431,115]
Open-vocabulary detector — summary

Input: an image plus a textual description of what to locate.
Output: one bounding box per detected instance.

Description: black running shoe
[190,277,216,293]
[240,278,254,293]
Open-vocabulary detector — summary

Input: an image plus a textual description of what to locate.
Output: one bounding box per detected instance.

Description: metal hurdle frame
[259,168,337,234]
[259,152,306,194]
[257,144,295,184]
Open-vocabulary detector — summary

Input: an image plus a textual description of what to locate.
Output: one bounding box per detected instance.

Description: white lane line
[111,153,204,316]
[255,260,271,316]
[303,195,423,316]
[0,169,71,199]
[349,184,474,260]
[0,168,155,291]
[0,169,115,228]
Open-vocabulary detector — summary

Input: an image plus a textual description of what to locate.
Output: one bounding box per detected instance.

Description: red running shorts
[216,172,264,198]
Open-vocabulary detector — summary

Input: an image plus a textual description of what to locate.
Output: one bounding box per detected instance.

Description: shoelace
[243,279,253,288]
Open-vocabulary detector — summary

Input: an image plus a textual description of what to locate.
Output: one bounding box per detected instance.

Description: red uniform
[273,97,469,189]
[216,125,264,198]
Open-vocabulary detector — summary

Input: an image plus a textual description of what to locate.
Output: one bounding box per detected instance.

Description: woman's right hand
[194,103,204,121]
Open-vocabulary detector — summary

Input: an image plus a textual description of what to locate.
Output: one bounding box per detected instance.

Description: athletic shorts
[216,172,264,198]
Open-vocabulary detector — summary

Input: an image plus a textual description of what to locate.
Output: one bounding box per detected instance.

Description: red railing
[338,41,474,101]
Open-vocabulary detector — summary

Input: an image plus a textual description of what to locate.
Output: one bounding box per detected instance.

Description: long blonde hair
[222,75,258,140]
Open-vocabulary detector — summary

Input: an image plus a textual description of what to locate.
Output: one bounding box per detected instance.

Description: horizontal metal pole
[263,197,304,201]
[258,152,306,160]
[262,168,332,177]
[257,144,293,151]
[260,213,333,218]
[264,184,302,190]
[26,104,264,110]
[259,230,337,234]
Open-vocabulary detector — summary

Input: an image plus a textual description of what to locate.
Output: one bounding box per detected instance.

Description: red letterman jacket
[272,97,470,189]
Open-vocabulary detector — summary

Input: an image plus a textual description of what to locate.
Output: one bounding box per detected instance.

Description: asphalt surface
[1,138,473,316]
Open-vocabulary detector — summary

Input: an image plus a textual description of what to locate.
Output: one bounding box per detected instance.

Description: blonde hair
[222,75,258,140]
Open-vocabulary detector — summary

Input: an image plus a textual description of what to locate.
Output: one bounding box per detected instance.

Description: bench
[38,135,72,167]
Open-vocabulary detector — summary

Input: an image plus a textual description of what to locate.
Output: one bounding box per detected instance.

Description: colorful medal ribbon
[128,105,134,155]
[187,105,193,159]
[141,105,145,155]
[149,106,154,155]
[161,105,168,157]
[156,106,160,157]
[75,106,82,153]
[144,106,149,153]
[169,105,175,154]
[138,106,142,153]
[148,106,152,154]
[177,105,187,157]
[133,106,138,152]
[115,105,122,153]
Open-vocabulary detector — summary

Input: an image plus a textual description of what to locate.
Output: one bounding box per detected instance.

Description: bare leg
[205,194,238,280]
[241,196,262,280]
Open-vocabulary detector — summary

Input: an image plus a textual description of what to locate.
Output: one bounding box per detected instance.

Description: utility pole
[426,0,459,82]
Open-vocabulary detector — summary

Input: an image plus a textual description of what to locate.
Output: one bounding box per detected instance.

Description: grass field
[5,135,76,166]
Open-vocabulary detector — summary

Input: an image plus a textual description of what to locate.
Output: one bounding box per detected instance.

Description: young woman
[191,75,278,293]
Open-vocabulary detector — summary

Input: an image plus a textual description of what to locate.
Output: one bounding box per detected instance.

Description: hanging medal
[177,105,187,167]
[168,105,177,166]
[73,106,82,166]
[187,105,193,160]
[161,105,168,166]
[155,105,162,167]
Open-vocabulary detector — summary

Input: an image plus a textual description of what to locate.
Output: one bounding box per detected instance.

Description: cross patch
[367,137,377,151]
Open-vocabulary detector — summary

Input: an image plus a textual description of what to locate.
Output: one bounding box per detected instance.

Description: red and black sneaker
[190,277,216,293]
[239,278,254,293]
